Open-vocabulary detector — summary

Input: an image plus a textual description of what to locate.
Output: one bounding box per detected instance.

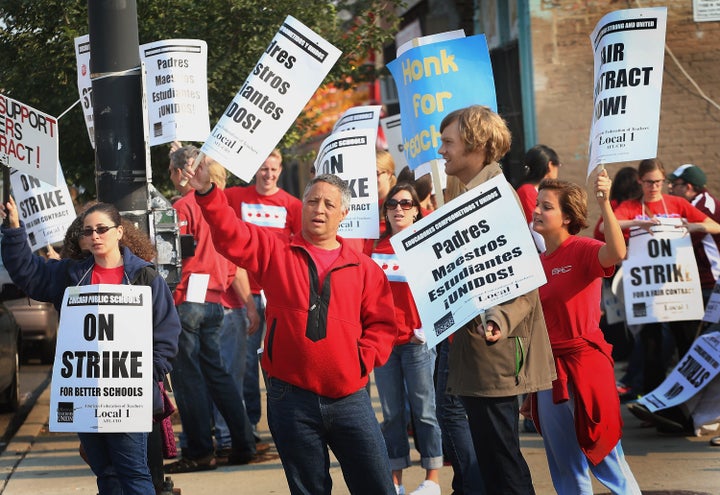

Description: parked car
[0,256,58,365]
[3,291,58,364]
[0,291,21,412]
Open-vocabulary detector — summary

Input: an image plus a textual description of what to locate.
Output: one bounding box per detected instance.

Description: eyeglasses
[385,199,415,210]
[641,179,664,187]
[80,225,118,237]
[669,181,687,189]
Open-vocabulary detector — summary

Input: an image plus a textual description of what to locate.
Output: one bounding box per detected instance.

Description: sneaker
[252,424,262,443]
[616,381,632,395]
[395,484,406,495]
[410,480,441,495]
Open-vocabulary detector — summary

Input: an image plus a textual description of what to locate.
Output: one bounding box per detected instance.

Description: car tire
[0,350,19,413]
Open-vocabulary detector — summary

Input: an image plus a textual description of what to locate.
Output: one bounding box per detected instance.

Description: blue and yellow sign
[387,35,497,170]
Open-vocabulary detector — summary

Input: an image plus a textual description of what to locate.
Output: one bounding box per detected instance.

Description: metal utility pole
[88,0,149,231]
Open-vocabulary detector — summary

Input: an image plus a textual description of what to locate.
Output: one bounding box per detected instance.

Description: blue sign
[387,35,497,170]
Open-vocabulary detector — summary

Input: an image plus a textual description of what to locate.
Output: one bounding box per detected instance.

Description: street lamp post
[88,0,149,232]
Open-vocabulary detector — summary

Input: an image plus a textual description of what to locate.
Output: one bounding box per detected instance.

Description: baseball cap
[668,164,706,188]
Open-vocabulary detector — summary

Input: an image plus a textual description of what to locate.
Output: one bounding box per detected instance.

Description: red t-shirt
[225,186,302,294]
[614,194,707,223]
[614,194,707,242]
[370,236,421,345]
[305,243,341,286]
[538,236,613,342]
[91,264,124,284]
[224,186,302,238]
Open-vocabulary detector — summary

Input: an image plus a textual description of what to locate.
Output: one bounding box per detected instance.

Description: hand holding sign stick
[592,164,612,201]
[595,163,606,199]
[178,151,205,188]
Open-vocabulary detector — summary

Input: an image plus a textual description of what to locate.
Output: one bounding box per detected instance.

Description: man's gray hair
[303,174,351,211]
[170,145,199,170]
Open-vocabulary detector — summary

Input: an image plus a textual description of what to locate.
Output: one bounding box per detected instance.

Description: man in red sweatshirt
[185,163,397,495]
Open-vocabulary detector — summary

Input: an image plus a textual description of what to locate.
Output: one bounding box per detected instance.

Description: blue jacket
[1,225,180,381]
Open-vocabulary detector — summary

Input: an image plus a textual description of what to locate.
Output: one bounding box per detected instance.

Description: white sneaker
[395,484,406,495]
[409,480,441,495]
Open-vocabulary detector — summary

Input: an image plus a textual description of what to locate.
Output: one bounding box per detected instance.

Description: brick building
[387,0,720,229]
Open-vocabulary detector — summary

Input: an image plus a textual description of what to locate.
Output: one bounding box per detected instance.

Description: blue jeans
[266,377,395,495]
[171,302,255,459]
[374,342,443,470]
[243,293,265,426]
[78,432,153,495]
[461,395,535,495]
[537,389,640,495]
[213,306,248,450]
[435,340,485,495]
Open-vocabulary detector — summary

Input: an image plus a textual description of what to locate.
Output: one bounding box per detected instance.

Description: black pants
[461,395,535,495]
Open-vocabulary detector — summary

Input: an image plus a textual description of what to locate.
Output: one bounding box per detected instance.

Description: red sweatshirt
[172,192,232,305]
[196,185,397,398]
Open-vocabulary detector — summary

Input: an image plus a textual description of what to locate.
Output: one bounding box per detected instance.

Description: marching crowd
[1,104,719,495]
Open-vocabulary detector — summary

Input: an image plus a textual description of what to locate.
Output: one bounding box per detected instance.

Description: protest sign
[380,114,409,176]
[588,7,667,176]
[74,35,95,149]
[331,104,381,133]
[381,113,447,192]
[9,167,76,250]
[639,331,720,412]
[314,125,379,239]
[387,33,496,171]
[141,39,211,146]
[0,94,59,186]
[75,36,211,149]
[602,271,626,325]
[50,285,153,433]
[621,220,704,325]
[390,174,545,348]
[201,16,341,183]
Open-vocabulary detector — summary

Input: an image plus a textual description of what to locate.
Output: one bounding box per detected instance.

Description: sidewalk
[0,380,718,494]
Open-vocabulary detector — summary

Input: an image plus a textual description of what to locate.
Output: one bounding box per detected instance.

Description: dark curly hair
[61,202,156,262]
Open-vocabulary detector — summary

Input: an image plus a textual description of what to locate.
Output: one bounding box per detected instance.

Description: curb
[0,384,51,487]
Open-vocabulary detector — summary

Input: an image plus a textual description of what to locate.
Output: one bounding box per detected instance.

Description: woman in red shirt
[367,183,443,495]
[609,158,720,394]
[532,173,640,494]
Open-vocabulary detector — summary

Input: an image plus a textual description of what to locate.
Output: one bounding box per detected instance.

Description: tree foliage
[0,0,401,199]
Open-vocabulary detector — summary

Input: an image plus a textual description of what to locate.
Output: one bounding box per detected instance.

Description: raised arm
[596,170,626,268]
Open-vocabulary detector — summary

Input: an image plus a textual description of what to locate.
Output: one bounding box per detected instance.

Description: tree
[0,0,401,199]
